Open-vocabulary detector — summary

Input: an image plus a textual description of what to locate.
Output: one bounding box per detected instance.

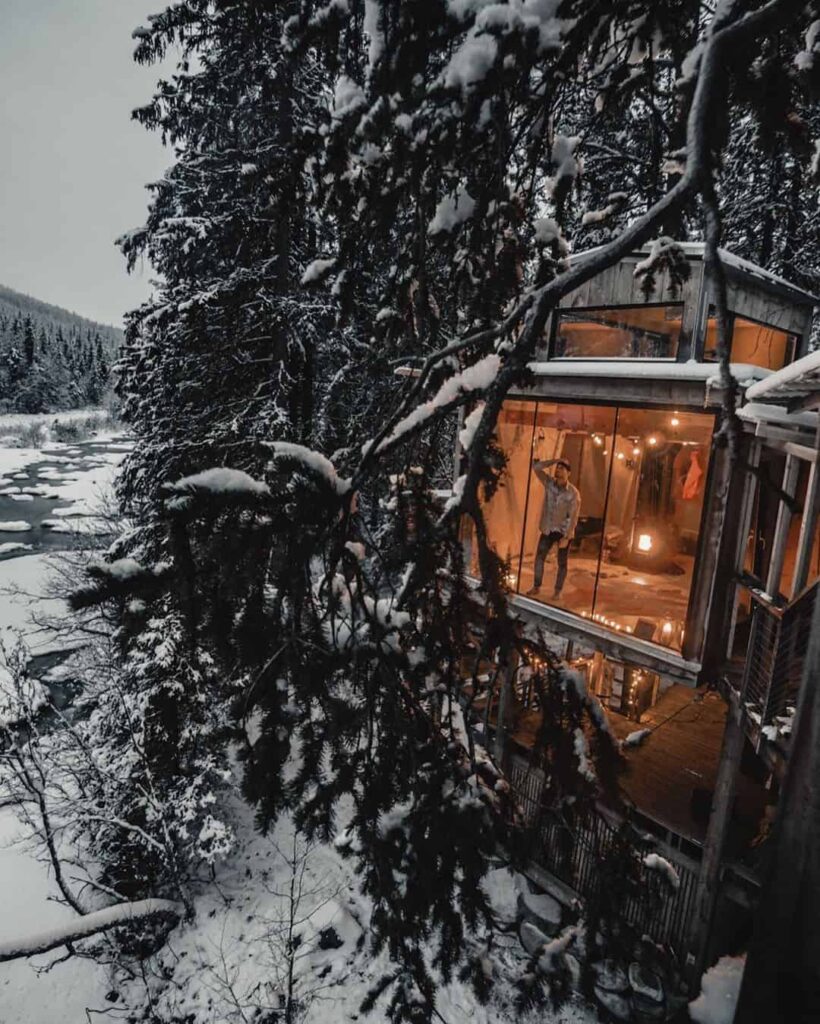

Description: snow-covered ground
[0,809,111,1023]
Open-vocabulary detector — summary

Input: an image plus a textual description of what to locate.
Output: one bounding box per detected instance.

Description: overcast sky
[0,1,175,327]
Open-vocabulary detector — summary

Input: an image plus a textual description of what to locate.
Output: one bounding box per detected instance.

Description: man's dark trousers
[533,530,568,593]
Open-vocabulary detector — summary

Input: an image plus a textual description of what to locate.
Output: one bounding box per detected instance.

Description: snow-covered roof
[737,401,819,433]
[571,241,820,307]
[744,348,820,408]
[527,358,770,388]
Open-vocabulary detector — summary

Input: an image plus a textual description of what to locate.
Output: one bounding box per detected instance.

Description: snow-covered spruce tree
[78,0,341,909]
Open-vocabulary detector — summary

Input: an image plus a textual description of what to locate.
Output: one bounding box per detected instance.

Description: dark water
[0,436,130,560]
[0,433,131,691]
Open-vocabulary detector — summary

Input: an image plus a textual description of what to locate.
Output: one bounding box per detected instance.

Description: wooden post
[688,686,747,987]
[790,426,820,596]
[733,584,820,1022]
[684,442,732,664]
[765,454,800,596]
[724,441,762,658]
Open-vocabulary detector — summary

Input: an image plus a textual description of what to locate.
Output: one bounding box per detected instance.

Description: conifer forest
[1,4,820,1024]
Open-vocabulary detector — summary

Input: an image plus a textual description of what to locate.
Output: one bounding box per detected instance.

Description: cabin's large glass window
[703,313,796,371]
[518,404,617,618]
[594,408,715,648]
[468,399,715,651]
[465,401,535,584]
[553,304,683,359]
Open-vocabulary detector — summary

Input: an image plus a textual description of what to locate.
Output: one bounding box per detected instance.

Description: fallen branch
[0,898,184,963]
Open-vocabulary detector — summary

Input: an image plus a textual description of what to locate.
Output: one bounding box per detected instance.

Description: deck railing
[741,578,818,747]
[507,753,701,959]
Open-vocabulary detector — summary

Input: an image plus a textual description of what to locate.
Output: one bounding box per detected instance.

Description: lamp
[627,518,676,571]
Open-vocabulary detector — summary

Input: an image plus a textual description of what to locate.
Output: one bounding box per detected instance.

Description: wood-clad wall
[723,278,813,348]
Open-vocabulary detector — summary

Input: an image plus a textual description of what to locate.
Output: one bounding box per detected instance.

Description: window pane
[555,305,683,359]
[468,401,535,586]
[703,314,796,371]
[518,403,616,618]
[593,408,715,649]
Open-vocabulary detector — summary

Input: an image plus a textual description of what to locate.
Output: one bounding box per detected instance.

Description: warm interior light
[632,446,641,456]
[637,533,653,552]
[648,435,658,446]
[662,620,673,635]
[670,416,680,427]
[616,452,625,461]
[593,434,603,446]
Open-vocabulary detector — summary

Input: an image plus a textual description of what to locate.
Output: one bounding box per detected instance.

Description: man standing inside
[527,457,580,600]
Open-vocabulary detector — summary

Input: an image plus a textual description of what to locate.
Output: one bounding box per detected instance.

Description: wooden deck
[496,684,770,856]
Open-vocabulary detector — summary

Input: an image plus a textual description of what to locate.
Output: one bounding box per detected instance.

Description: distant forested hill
[0,284,123,413]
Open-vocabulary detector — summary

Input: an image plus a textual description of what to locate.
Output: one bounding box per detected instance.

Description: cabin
[458,242,820,978]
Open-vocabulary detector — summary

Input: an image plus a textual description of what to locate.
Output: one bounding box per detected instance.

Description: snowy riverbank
[0,429,130,1020]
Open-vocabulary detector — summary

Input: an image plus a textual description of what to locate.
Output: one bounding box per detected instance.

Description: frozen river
[0,430,132,1021]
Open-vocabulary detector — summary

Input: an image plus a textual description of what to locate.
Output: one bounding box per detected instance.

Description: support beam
[688,687,747,988]
[765,454,800,596]
[724,442,761,663]
[684,442,732,665]
[791,426,820,596]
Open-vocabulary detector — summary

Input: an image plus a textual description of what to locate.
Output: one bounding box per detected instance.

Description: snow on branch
[428,185,476,235]
[300,258,336,285]
[795,19,820,71]
[376,353,500,454]
[0,898,184,963]
[633,236,684,278]
[581,192,628,227]
[166,468,271,498]
[643,852,681,890]
[458,403,485,452]
[266,442,352,495]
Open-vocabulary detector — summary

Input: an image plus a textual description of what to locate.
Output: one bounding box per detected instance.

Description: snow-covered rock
[519,920,550,956]
[629,961,664,1003]
[517,890,562,936]
[592,958,629,993]
[594,986,631,1020]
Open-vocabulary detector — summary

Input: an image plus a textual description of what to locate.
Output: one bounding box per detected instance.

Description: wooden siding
[721,278,813,345]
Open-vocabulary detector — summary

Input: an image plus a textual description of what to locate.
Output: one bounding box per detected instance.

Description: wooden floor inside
[499,684,770,857]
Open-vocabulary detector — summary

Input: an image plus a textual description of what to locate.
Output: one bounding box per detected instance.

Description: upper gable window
[703,312,797,371]
[553,304,683,359]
